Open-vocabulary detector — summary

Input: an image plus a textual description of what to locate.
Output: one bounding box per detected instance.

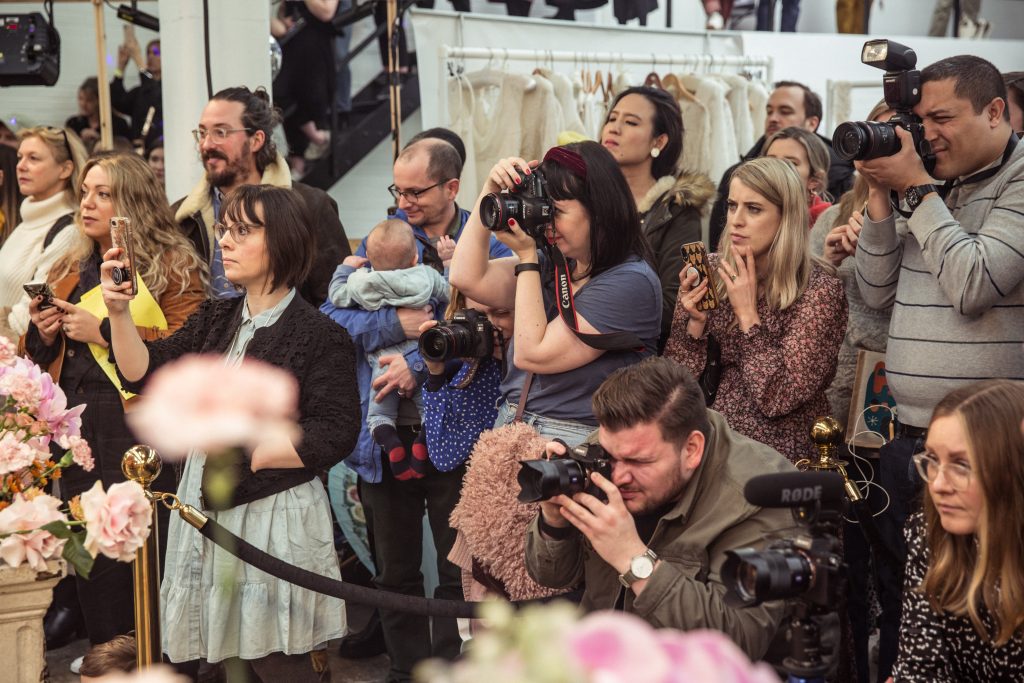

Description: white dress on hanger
[675,79,712,179]
[721,73,755,157]
[747,79,770,143]
[521,73,563,161]
[683,74,738,183]
[537,69,585,136]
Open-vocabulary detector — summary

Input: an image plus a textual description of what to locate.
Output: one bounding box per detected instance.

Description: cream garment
[536,69,585,136]
[520,73,562,162]
[448,73,483,208]
[0,192,77,338]
[672,78,712,179]
[747,80,770,142]
[721,74,755,155]
[683,74,738,184]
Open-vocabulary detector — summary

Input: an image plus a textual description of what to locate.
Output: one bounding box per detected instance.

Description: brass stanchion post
[122,445,164,668]
[801,417,864,502]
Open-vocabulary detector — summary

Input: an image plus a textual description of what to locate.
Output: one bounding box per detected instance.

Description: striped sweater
[855,136,1024,428]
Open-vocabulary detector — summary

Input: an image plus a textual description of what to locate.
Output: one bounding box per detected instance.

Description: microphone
[743,471,846,509]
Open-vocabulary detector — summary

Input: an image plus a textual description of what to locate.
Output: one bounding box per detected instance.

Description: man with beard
[707,80,854,250]
[524,356,795,661]
[173,86,349,302]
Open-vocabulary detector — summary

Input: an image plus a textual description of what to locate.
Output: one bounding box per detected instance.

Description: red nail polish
[508,218,515,227]
[514,176,521,184]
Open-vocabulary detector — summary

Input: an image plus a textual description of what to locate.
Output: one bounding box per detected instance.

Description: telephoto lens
[721,547,816,606]
[516,443,612,503]
[419,324,476,363]
[832,120,901,161]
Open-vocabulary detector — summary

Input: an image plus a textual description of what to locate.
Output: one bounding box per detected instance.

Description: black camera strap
[545,244,646,353]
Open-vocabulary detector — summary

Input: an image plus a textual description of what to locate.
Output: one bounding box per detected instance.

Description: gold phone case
[110,217,139,296]
[680,241,718,312]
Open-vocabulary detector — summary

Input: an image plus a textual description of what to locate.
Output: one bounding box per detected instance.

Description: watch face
[630,554,655,579]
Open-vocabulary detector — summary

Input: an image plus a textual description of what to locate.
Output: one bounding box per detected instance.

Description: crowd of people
[1,20,1022,683]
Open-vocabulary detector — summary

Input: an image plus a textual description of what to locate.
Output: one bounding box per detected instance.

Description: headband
[543,146,587,180]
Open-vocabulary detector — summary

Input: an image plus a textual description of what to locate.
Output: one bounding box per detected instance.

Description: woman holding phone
[23,152,206,649]
[664,156,846,463]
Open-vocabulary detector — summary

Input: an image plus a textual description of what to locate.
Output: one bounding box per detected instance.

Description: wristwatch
[904,184,938,213]
[618,548,658,588]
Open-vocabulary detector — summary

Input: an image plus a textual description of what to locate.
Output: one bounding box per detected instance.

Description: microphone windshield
[744,471,846,509]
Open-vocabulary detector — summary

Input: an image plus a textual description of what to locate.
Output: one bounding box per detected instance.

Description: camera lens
[481,193,520,232]
[722,547,814,605]
[419,324,474,363]
[833,121,901,161]
[516,459,588,503]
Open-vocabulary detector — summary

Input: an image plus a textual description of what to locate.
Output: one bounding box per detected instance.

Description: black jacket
[118,295,361,508]
[708,133,855,251]
[172,157,351,306]
[110,73,162,142]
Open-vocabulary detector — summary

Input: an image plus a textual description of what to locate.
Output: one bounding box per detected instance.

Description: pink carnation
[0,358,44,411]
[80,480,152,562]
[568,611,672,682]
[67,435,95,472]
[0,335,17,367]
[0,493,67,571]
[658,630,780,683]
[127,354,300,460]
[0,431,47,476]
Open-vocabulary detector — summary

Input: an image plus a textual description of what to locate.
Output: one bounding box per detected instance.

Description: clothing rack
[442,46,773,84]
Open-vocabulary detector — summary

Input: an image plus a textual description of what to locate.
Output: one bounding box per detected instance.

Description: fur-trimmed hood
[637,171,716,216]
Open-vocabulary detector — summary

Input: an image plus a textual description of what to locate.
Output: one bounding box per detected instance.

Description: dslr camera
[479,167,552,240]
[832,39,936,173]
[418,308,494,363]
[517,440,613,504]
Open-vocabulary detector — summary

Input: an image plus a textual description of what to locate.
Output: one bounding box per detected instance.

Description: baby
[329,219,448,480]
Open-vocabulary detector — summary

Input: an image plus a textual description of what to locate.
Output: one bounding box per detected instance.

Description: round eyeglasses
[911,452,972,491]
[214,221,262,243]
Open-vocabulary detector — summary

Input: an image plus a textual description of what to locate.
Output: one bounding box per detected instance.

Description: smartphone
[680,241,718,312]
[110,216,139,296]
[23,282,55,310]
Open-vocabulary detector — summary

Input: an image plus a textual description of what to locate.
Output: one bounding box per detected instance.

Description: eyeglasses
[214,221,263,243]
[912,452,973,491]
[192,127,253,145]
[387,179,451,203]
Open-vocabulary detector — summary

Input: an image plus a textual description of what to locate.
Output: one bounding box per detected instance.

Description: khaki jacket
[524,410,796,660]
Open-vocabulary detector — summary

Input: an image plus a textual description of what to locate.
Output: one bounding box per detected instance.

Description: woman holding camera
[664,157,846,463]
[600,86,715,350]
[450,141,661,444]
[23,152,205,649]
[101,184,359,680]
[0,126,87,340]
[889,379,1024,682]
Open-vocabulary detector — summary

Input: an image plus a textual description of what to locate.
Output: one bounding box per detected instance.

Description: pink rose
[658,630,779,683]
[67,435,95,472]
[127,354,300,460]
[0,335,17,367]
[567,611,671,682]
[0,431,47,476]
[81,480,152,562]
[0,493,67,570]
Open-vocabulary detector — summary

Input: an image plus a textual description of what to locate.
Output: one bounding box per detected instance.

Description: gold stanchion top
[810,416,843,448]
[121,445,162,488]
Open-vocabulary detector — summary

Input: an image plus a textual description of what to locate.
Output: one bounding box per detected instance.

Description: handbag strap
[513,372,534,422]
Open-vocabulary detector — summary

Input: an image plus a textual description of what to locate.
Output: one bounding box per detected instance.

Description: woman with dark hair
[0,144,24,243]
[890,379,1024,682]
[101,184,360,680]
[144,137,165,190]
[65,77,131,150]
[450,141,661,443]
[601,86,715,349]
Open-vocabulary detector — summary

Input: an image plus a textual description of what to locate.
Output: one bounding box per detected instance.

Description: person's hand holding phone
[100,246,135,315]
[28,294,64,347]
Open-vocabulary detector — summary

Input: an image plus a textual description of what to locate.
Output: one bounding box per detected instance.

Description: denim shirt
[322,207,510,482]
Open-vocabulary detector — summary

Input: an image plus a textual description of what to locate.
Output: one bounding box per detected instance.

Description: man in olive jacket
[524,357,795,661]
[173,86,350,304]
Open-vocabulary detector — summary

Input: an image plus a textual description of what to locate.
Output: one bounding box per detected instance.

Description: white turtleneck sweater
[0,192,77,337]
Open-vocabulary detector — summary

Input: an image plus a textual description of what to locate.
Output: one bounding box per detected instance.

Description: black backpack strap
[42,213,76,250]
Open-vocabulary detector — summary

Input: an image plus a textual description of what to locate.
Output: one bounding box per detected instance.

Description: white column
[159,0,271,201]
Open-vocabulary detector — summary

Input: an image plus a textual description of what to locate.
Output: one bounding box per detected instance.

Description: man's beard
[203,146,254,189]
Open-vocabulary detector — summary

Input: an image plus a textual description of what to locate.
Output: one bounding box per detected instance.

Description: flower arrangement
[415,601,780,683]
[0,336,151,576]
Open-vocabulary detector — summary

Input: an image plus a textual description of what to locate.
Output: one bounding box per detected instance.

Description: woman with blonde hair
[24,152,206,650]
[664,156,847,462]
[0,126,87,339]
[763,126,833,227]
[890,379,1024,682]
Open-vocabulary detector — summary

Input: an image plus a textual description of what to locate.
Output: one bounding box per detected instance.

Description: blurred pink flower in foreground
[67,434,95,472]
[0,336,17,367]
[0,493,68,570]
[81,480,152,562]
[126,354,300,459]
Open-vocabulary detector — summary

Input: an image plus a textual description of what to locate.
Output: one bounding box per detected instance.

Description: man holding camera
[524,357,796,660]
[851,53,1024,681]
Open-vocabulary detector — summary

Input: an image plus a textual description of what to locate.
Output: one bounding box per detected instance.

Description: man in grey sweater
[849,54,1024,681]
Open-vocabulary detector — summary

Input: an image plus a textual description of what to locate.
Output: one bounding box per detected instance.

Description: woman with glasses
[101,184,360,681]
[0,126,87,341]
[23,152,205,653]
[890,379,1024,683]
